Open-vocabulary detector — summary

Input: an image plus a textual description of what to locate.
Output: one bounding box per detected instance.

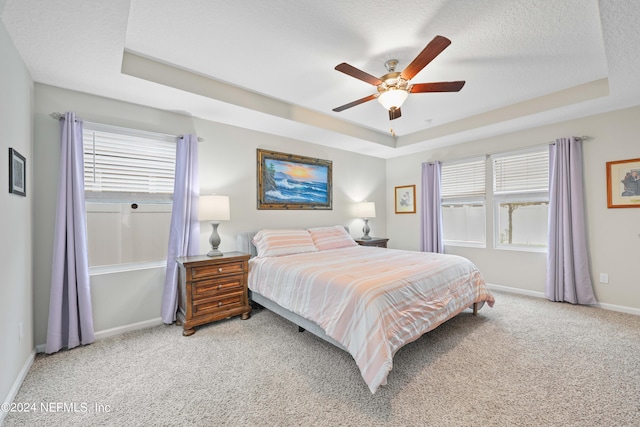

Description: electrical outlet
[599,273,609,284]
[18,322,23,341]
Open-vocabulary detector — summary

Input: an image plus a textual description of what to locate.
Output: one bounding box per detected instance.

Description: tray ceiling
[2,0,639,158]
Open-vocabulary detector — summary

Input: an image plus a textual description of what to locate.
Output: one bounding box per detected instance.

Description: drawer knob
[218,301,222,307]
[217,284,221,290]
[218,267,223,273]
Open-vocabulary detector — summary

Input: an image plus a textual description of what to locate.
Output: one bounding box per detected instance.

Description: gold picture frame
[257,149,332,210]
[395,185,416,214]
[606,158,640,208]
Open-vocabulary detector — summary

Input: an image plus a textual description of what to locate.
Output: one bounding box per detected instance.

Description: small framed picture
[606,158,640,208]
[395,185,416,214]
[9,148,26,197]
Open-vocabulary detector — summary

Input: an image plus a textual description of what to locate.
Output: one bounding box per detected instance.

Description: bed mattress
[248,245,495,393]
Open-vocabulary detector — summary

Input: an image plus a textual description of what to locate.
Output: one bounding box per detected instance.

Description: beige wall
[32,83,387,346]
[387,106,640,312]
[0,21,34,413]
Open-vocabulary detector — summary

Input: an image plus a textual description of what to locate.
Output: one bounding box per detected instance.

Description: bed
[236,226,495,393]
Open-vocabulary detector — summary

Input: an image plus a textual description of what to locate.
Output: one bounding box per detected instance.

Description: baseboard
[486,283,640,316]
[1,348,36,426]
[35,317,164,354]
[94,317,164,341]
[593,301,640,316]
[486,283,545,299]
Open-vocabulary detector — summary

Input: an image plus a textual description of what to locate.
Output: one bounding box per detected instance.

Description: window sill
[443,241,486,249]
[89,261,166,276]
[494,245,547,253]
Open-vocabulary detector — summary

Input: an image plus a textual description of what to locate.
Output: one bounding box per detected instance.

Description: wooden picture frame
[395,185,416,214]
[607,158,640,208]
[257,149,332,210]
[9,148,26,197]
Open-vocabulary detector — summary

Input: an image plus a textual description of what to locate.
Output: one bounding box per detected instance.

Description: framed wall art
[395,185,416,214]
[9,148,26,197]
[257,149,332,210]
[606,157,640,208]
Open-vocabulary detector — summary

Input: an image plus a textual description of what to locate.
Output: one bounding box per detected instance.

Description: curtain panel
[161,134,200,323]
[46,112,95,354]
[546,137,596,305]
[420,161,444,253]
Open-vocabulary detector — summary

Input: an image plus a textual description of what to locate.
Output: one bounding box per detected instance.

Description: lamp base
[207,248,223,257]
[361,218,372,240]
[207,222,223,257]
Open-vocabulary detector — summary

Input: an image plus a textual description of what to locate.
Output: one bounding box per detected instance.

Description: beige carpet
[4,291,640,426]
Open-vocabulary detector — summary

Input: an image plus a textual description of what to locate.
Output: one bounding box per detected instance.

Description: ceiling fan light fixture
[332,36,464,120]
[377,88,409,111]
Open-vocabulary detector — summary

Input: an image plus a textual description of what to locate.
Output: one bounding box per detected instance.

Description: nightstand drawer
[192,277,244,300]
[192,290,244,316]
[190,261,245,280]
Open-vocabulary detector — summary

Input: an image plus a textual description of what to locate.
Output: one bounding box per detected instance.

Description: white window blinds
[493,148,549,194]
[441,157,486,199]
[83,126,176,201]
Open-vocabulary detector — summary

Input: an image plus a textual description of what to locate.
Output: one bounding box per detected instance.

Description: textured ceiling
[2,0,639,158]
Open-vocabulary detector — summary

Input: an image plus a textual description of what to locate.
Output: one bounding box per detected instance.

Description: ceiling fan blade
[335,63,383,86]
[410,81,466,93]
[332,94,377,112]
[401,35,452,81]
[389,107,401,120]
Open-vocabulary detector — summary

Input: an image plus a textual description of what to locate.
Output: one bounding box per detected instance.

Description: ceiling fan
[332,35,465,120]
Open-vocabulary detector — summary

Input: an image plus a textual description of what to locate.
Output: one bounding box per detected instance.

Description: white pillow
[252,229,318,257]
[307,226,357,251]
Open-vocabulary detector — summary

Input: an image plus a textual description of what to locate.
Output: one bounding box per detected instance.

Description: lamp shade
[377,89,409,110]
[355,201,376,218]
[199,195,230,221]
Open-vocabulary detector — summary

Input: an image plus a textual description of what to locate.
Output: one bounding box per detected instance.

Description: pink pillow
[252,229,318,257]
[308,226,357,251]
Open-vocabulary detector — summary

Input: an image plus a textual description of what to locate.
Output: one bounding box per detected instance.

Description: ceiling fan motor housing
[377,71,411,93]
[378,66,411,112]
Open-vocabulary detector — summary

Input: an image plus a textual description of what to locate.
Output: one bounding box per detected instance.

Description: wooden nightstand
[176,252,251,336]
[354,237,389,248]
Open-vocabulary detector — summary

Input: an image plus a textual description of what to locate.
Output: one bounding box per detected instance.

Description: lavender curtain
[161,134,200,323]
[546,137,596,305]
[46,112,95,354]
[420,161,444,253]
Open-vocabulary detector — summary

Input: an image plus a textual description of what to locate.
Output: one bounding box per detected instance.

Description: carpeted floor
[4,290,640,426]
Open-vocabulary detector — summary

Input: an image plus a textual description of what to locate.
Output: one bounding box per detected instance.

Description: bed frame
[236,231,478,351]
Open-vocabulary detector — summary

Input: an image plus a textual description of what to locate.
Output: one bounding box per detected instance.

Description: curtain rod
[549,136,593,144]
[49,113,204,142]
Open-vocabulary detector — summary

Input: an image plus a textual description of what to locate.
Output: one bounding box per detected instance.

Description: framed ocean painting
[257,149,332,210]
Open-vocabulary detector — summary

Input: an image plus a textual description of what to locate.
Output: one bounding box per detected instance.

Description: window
[83,124,177,269]
[85,202,173,267]
[492,147,549,251]
[83,125,176,201]
[441,157,486,247]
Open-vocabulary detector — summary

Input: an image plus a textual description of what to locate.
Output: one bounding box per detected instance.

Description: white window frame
[441,156,487,248]
[83,122,177,203]
[492,146,549,252]
[85,202,174,271]
[441,199,487,248]
[82,123,178,271]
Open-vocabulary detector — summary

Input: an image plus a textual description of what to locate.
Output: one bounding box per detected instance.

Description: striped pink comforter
[248,246,495,393]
